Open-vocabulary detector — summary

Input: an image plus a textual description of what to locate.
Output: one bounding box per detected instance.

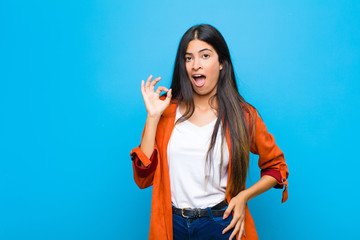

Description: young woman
[130,24,289,240]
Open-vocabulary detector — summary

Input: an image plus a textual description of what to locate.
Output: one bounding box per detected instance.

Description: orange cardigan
[130,101,289,240]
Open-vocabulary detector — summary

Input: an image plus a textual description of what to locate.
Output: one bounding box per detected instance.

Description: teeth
[193,75,203,77]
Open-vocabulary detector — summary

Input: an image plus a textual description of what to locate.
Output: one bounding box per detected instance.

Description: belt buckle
[181,207,191,218]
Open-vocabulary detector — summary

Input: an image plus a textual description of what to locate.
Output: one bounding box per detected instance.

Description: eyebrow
[185,48,213,55]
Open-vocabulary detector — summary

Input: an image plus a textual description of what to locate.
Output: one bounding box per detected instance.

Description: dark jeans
[172,206,234,240]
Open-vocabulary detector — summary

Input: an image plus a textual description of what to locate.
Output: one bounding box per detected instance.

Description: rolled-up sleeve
[130,146,158,178]
[260,168,282,189]
[130,145,159,189]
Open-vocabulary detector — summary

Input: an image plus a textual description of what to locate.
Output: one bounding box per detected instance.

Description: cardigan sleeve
[249,107,289,203]
[130,146,158,178]
[130,145,159,189]
[129,122,160,189]
[260,168,282,189]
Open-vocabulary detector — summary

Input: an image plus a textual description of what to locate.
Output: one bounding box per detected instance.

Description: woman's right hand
[141,75,172,119]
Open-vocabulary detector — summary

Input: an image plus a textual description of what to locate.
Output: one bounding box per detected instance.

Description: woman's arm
[249,107,289,203]
[240,175,279,201]
[130,74,171,182]
[223,106,289,240]
[222,175,278,240]
[139,75,172,159]
[140,116,161,159]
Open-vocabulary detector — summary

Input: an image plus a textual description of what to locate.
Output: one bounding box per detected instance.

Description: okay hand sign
[141,75,172,119]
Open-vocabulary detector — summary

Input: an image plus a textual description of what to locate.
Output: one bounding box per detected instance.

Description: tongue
[194,77,206,87]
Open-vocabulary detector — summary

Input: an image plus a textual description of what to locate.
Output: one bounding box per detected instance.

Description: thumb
[164,89,172,104]
[223,201,234,219]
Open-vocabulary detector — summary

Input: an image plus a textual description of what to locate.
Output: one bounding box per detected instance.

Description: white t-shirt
[167,106,229,209]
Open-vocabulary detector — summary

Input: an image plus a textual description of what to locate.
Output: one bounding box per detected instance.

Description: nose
[192,57,202,70]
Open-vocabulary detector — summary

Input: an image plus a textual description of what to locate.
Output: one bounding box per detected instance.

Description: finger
[155,86,169,95]
[164,89,172,105]
[167,89,172,99]
[150,77,161,92]
[238,220,245,239]
[141,80,145,94]
[222,214,240,234]
[145,75,152,88]
[229,220,241,240]
[223,202,234,219]
[150,77,161,87]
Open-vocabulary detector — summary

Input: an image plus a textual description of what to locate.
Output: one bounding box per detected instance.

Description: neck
[193,92,218,110]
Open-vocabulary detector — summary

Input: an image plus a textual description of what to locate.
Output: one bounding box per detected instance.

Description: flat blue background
[1,0,359,239]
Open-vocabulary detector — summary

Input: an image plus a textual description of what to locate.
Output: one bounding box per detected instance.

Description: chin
[193,90,212,97]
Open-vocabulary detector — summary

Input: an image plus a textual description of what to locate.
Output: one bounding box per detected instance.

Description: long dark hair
[169,24,255,198]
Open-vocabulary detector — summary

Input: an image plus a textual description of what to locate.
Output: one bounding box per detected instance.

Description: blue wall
[1,0,359,239]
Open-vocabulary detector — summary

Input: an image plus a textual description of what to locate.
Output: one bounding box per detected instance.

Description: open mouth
[192,74,206,87]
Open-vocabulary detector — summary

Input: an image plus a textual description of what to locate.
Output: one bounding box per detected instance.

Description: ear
[220,64,223,70]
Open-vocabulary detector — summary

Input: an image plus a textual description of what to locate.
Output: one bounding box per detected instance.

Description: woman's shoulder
[240,101,258,119]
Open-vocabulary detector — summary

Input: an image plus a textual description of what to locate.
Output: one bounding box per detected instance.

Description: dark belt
[172,200,227,218]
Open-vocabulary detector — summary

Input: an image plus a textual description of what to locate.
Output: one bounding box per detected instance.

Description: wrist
[146,115,161,127]
[146,114,161,121]
[238,189,251,203]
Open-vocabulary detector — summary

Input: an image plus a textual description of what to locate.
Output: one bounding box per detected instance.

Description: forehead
[186,39,215,53]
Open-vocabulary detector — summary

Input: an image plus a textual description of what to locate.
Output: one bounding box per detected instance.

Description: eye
[203,54,210,59]
[185,56,192,62]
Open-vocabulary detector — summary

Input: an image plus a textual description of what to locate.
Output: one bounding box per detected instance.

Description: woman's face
[185,39,223,98]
